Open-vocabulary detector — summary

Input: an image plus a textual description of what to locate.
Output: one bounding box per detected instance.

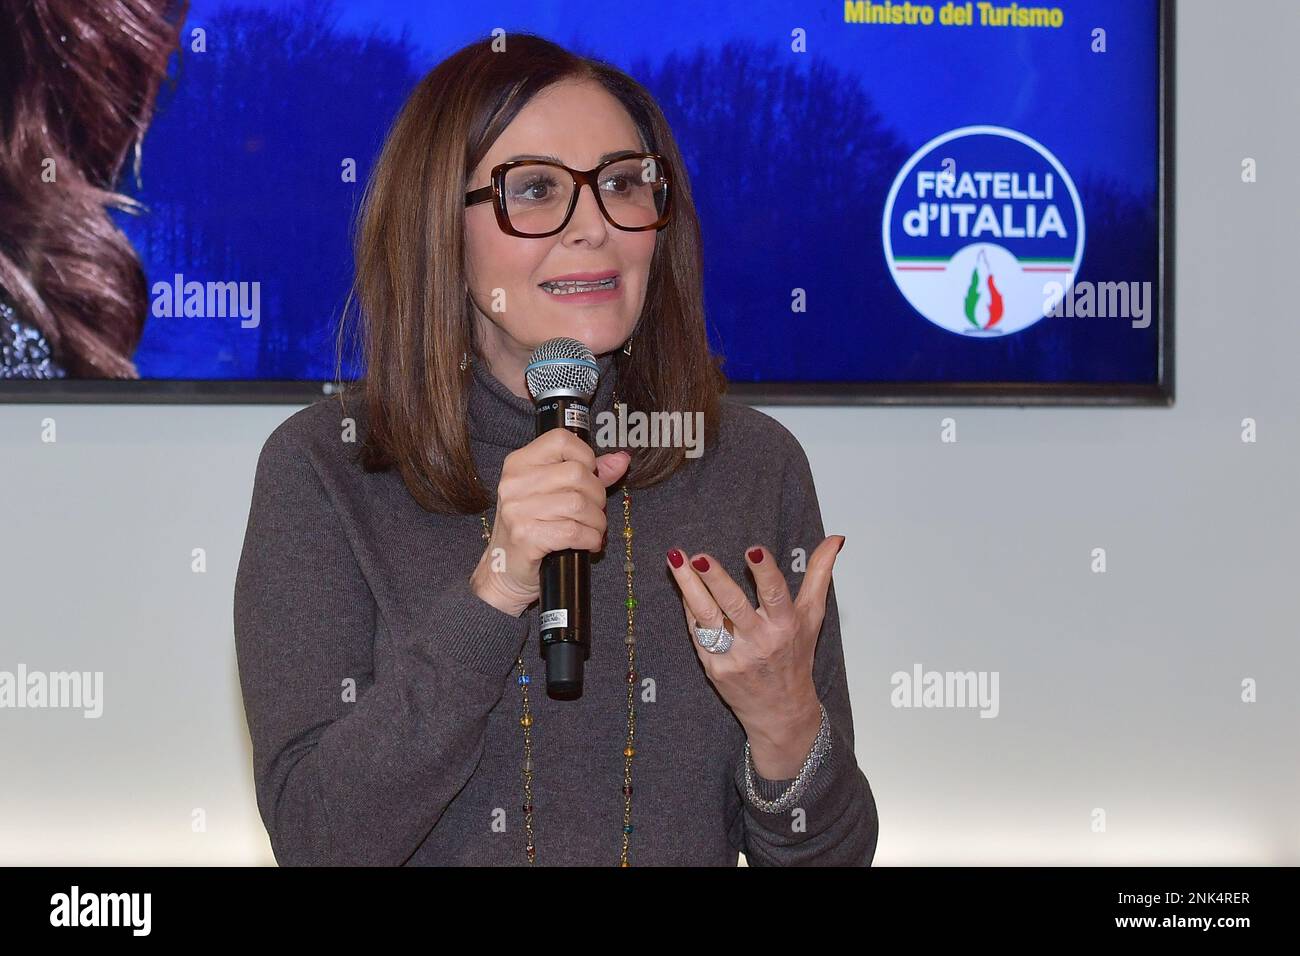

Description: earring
[459,351,469,371]
[622,337,633,357]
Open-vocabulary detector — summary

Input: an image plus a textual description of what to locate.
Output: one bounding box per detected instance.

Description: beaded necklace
[477,390,639,866]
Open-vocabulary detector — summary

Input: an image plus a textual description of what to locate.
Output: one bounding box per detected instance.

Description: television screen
[0,0,1170,404]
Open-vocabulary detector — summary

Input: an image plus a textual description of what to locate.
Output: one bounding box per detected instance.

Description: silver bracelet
[742,702,832,814]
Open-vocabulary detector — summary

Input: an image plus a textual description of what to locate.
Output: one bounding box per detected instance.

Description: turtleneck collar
[467,350,620,450]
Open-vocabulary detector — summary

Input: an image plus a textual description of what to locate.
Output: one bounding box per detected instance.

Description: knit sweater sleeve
[233,422,530,866]
[732,430,880,866]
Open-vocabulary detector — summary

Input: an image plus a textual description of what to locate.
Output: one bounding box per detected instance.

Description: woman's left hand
[665,536,845,777]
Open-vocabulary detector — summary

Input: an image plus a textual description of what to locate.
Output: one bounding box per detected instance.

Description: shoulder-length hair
[337,32,727,515]
[0,0,187,377]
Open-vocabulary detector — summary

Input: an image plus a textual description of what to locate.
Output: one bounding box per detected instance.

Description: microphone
[525,337,601,701]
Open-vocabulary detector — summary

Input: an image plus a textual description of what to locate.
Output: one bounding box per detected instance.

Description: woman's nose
[563,182,610,238]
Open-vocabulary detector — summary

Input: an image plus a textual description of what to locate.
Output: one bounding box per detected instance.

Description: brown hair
[337,33,726,515]
[0,0,188,377]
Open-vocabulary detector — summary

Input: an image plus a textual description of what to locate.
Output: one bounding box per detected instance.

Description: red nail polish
[691,556,709,572]
[747,548,763,563]
[667,548,684,568]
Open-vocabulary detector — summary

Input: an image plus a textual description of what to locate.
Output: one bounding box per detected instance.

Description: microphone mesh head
[525,337,599,401]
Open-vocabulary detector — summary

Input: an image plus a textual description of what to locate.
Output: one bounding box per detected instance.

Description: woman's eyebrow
[503,149,641,164]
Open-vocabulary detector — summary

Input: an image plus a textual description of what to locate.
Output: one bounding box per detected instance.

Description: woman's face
[464,79,657,385]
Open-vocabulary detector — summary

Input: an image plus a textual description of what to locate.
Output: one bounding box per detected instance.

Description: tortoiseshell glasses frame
[464,151,673,238]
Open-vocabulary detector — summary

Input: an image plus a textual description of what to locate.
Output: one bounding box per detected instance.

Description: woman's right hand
[470,429,631,617]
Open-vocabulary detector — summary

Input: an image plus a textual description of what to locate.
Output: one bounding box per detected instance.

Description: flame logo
[962,249,1004,330]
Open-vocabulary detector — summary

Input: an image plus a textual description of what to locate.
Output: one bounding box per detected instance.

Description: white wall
[1,1,1296,864]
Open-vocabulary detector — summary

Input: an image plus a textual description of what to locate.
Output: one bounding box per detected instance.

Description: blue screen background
[116,0,1161,384]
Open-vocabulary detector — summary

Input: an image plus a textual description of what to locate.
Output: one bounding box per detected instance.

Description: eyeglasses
[464,151,673,238]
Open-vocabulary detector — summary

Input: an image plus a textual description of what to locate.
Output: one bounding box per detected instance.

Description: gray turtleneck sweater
[233,352,879,866]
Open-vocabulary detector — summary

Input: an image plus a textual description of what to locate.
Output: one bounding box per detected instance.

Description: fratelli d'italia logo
[882,126,1085,336]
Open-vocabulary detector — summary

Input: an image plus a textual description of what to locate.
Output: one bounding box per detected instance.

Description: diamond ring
[693,621,734,654]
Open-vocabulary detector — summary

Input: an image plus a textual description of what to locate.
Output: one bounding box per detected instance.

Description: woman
[0,0,187,379]
[234,33,879,866]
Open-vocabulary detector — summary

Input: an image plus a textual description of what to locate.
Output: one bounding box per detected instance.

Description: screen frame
[0,0,1174,407]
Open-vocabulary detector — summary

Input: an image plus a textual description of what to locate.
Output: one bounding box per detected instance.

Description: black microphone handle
[535,394,593,700]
